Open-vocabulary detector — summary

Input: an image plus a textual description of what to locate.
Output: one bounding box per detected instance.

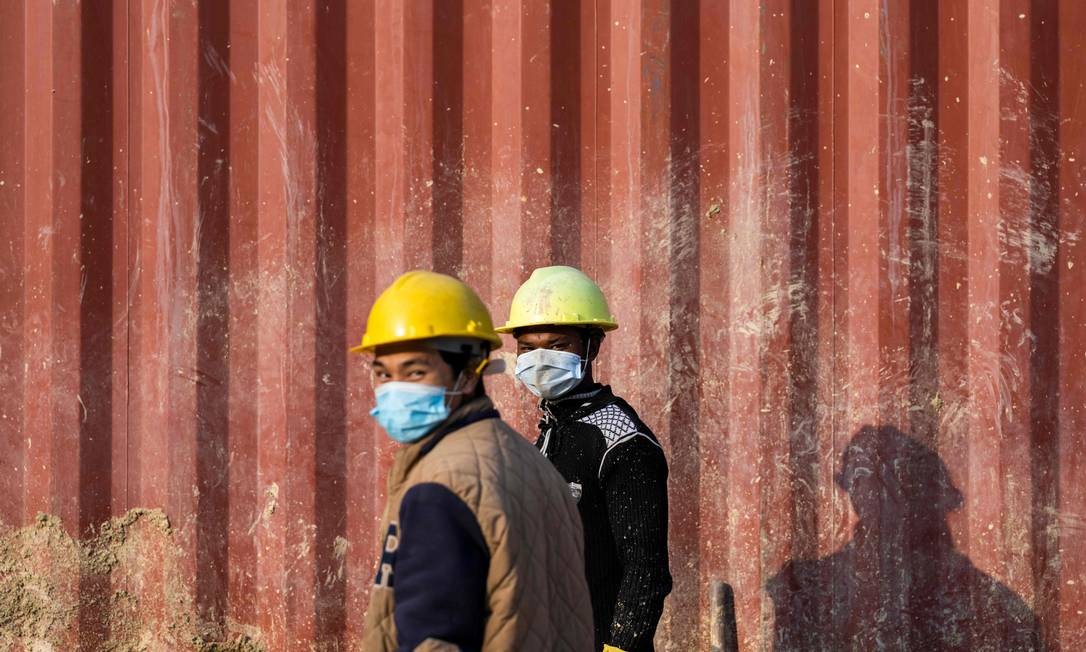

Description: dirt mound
[0,510,263,651]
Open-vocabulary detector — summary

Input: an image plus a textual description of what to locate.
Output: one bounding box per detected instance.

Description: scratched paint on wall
[1,1,1084,650]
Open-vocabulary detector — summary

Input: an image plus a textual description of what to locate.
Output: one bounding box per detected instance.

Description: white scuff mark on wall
[37,226,55,251]
[324,535,349,586]
[997,155,1079,277]
[202,40,237,83]
[198,116,220,136]
[248,482,280,535]
[144,0,192,347]
[294,519,316,561]
[79,266,87,304]
[905,78,938,306]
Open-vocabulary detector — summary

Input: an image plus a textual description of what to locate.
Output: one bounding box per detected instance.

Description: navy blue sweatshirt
[394,483,489,651]
[388,409,497,652]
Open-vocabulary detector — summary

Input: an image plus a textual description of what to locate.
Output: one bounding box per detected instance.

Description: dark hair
[584,327,605,349]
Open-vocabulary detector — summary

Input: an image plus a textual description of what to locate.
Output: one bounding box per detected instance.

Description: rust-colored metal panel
[1,1,1083,649]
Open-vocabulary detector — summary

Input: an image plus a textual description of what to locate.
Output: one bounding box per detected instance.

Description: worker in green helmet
[498,266,672,652]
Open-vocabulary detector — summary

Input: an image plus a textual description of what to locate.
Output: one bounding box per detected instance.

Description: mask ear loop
[446,371,468,398]
[580,334,594,374]
[447,356,490,398]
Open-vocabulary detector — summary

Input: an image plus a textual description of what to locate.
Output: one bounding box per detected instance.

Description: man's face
[514,325,591,358]
[371,344,456,389]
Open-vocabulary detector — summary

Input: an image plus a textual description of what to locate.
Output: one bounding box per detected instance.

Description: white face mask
[514,348,585,400]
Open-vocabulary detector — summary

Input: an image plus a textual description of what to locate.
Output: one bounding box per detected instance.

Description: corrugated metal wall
[1,1,1083,649]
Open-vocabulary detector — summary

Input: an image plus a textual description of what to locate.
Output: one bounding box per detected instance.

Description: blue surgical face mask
[370,382,453,444]
[514,348,585,400]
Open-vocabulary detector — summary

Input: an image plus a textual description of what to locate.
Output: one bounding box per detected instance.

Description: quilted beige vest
[362,398,594,652]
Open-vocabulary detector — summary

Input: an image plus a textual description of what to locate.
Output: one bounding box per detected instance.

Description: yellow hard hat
[351,270,502,353]
[496,266,618,334]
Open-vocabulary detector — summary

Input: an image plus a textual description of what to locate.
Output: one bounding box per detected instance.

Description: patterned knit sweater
[537,384,672,652]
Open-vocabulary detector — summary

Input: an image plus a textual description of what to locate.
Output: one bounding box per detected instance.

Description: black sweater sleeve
[600,437,672,651]
[394,482,489,652]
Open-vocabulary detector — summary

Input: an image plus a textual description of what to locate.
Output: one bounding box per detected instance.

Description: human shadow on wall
[767,425,1043,651]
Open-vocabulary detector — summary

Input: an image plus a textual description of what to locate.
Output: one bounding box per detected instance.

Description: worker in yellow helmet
[356,270,593,652]
[498,266,672,652]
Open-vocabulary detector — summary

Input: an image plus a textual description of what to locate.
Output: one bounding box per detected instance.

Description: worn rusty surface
[1,1,1084,649]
